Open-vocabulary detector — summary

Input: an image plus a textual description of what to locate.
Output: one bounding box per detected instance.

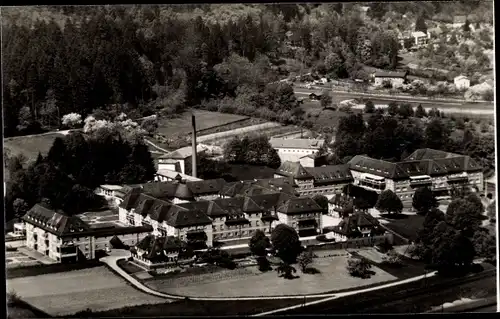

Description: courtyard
[6,266,168,316]
[142,255,397,298]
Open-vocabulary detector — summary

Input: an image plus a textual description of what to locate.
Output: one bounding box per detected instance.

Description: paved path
[100,250,438,303]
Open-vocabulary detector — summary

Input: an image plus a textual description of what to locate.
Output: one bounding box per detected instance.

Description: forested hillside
[2,2,492,138]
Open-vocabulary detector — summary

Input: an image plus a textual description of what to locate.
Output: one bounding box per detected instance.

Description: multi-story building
[274,148,483,200]
[130,234,195,270]
[269,138,325,163]
[411,31,428,47]
[274,162,353,197]
[329,212,384,242]
[373,71,408,87]
[22,204,151,263]
[119,181,325,246]
[348,148,483,199]
[454,75,471,90]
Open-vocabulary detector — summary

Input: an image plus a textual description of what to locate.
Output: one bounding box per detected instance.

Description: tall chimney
[191,113,197,178]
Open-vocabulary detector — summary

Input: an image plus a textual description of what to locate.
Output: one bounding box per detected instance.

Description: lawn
[352,247,428,280]
[65,297,326,317]
[382,214,425,242]
[301,103,369,132]
[6,266,168,316]
[3,132,67,181]
[144,256,397,298]
[157,110,248,138]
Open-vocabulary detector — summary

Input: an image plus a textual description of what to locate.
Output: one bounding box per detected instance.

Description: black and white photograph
[2,2,497,317]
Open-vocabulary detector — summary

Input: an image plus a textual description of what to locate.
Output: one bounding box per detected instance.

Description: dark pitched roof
[186,179,226,195]
[206,201,228,217]
[220,181,255,197]
[174,183,194,200]
[348,155,407,179]
[166,205,212,227]
[22,204,91,237]
[210,197,245,218]
[120,188,143,209]
[332,212,380,236]
[374,71,408,78]
[247,193,283,211]
[242,196,264,213]
[396,160,448,176]
[277,197,322,214]
[305,164,353,185]
[275,161,313,180]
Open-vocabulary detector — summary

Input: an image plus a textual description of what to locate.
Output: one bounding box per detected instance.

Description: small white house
[454,75,470,90]
[411,31,428,47]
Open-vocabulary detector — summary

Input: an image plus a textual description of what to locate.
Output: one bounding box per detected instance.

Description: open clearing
[4,132,66,164]
[145,256,397,298]
[157,110,248,137]
[6,266,167,316]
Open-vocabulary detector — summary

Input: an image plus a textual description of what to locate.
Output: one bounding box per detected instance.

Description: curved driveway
[100,251,438,303]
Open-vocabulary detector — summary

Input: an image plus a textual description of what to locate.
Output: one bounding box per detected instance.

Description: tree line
[3,4,404,138]
[322,107,495,175]
[4,124,156,221]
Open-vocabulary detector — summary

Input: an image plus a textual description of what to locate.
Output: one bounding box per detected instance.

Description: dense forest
[2,2,491,138]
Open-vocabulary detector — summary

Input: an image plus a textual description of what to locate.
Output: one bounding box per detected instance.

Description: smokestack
[191,113,197,178]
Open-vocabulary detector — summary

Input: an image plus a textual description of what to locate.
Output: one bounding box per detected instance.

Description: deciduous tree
[375,190,403,215]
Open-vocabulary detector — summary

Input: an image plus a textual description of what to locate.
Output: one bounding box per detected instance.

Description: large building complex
[22,204,151,263]
[275,148,483,199]
[116,176,325,246]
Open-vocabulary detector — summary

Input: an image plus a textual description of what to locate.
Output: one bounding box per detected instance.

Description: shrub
[346,257,373,278]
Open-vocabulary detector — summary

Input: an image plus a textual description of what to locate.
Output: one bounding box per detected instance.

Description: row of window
[279,149,315,153]
[213,229,269,240]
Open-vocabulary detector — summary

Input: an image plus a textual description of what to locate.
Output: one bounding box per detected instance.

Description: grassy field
[302,102,368,132]
[157,110,248,138]
[6,266,168,316]
[65,297,326,317]
[3,132,67,173]
[383,214,425,242]
[144,256,397,298]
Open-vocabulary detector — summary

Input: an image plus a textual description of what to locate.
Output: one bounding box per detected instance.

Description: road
[261,268,496,315]
[295,88,494,112]
[100,250,440,301]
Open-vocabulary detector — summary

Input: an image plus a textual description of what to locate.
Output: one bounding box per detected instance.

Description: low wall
[308,234,392,251]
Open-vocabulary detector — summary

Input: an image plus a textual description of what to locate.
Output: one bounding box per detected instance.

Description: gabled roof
[396,160,447,176]
[211,197,245,217]
[174,183,194,200]
[220,181,256,197]
[186,179,226,195]
[332,212,380,236]
[275,161,313,180]
[159,145,199,159]
[22,204,91,237]
[411,31,427,38]
[247,193,283,210]
[277,197,322,214]
[454,75,469,81]
[269,138,325,150]
[305,164,353,185]
[242,196,264,213]
[348,155,407,180]
[374,71,408,78]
